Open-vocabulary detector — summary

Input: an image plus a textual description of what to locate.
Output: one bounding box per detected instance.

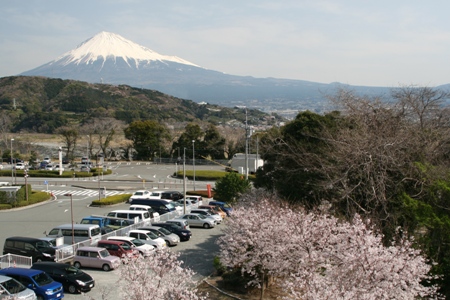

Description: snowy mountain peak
[55,31,199,67]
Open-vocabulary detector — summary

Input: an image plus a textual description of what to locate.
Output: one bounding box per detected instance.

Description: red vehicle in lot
[97,240,139,260]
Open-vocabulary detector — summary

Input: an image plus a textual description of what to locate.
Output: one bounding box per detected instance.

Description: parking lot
[0,163,226,299]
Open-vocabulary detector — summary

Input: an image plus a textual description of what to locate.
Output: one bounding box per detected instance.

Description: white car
[128,190,151,202]
[13,162,26,170]
[54,165,64,172]
[126,230,167,250]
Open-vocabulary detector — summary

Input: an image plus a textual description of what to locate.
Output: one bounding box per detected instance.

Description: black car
[161,191,184,201]
[146,223,192,241]
[31,262,95,294]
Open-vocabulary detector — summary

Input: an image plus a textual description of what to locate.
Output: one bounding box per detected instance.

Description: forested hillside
[0,76,278,133]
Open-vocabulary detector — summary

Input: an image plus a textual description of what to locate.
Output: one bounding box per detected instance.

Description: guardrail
[0,253,32,268]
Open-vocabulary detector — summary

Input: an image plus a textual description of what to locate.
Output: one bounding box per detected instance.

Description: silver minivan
[73,247,121,271]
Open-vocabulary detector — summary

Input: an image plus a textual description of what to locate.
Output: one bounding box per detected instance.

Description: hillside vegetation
[0,76,280,133]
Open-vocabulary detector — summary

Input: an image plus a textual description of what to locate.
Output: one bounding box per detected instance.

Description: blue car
[208,201,233,216]
[0,267,64,300]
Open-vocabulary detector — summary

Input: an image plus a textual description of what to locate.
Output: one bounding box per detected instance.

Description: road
[0,162,225,299]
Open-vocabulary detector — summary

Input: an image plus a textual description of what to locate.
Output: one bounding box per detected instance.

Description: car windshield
[121,243,132,250]
[134,192,144,196]
[1,278,26,294]
[197,214,207,219]
[99,249,110,258]
[166,203,175,209]
[158,227,171,235]
[131,239,144,246]
[145,231,159,239]
[32,272,53,286]
[151,230,163,237]
[36,240,53,250]
[65,266,82,275]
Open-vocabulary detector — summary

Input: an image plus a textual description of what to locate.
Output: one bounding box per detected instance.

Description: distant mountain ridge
[19,32,448,116]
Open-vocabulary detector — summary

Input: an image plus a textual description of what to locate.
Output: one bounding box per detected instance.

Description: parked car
[13,162,26,170]
[31,261,95,294]
[0,274,37,300]
[80,165,90,172]
[43,157,51,164]
[165,219,190,230]
[126,230,167,250]
[53,165,64,172]
[39,161,49,170]
[190,208,222,224]
[161,191,184,201]
[0,267,64,300]
[198,205,227,219]
[128,190,151,203]
[73,246,121,271]
[168,201,184,215]
[44,164,54,171]
[148,223,192,241]
[208,201,233,216]
[185,195,203,206]
[38,237,74,257]
[175,199,194,207]
[3,236,56,262]
[149,190,165,198]
[107,236,158,255]
[137,226,180,247]
[129,204,160,221]
[97,240,138,259]
[175,213,216,229]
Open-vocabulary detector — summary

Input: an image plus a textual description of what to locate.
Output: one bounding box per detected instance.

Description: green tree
[201,123,226,159]
[172,123,203,157]
[213,172,251,204]
[124,120,170,160]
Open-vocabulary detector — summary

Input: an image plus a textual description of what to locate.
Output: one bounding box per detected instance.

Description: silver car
[139,226,180,246]
[176,213,216,229]
[0,274,37,300]
[190,209,222,224]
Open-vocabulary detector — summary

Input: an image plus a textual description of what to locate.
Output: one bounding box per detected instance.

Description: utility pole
[245,108,249,180]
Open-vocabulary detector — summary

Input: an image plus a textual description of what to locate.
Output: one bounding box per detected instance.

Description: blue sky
[1,0,450,87]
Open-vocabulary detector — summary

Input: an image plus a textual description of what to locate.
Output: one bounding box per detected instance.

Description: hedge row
[91,193,132,206]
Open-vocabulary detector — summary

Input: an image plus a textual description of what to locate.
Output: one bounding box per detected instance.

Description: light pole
[63,193,75,245]
[10,138,14,185]
[58,147,63,176]
[183,147,186,214]
[192,140,196,191]
[86,136,90,167]
[245,108,249,180]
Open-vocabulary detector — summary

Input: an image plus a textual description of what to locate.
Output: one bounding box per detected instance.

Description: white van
[129,204,161,222]
[106,210,151,225]
[47,224,101,245]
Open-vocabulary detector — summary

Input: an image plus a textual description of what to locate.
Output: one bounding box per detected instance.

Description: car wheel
[73,262,81,269]
[68,284,77,294]
[203,223,210,229]
[37,296,44,300]
[102,264,111,271]
[36,258,43,262]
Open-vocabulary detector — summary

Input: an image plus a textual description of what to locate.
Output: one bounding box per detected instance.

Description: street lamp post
[245,108,249,180]
[86,136,90,167]
[10,138,14,185]
[183,147,186,214]
[192,140,196,191]
[63,193,75,245]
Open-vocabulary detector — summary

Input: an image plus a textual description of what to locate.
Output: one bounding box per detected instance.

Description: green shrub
[213,256,226,276]
[91,193,132,206]
[0,204,12,210]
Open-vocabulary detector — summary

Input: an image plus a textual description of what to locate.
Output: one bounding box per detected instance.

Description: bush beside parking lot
[91,193,132,206]
[0,168,112,178]
[0,189,51,210]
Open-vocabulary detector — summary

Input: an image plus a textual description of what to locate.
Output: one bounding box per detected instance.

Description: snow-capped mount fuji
[53,31,199,69]
[20,31,389,114]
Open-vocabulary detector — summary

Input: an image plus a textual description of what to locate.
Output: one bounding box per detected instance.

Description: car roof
[98,239,126,245]
[0,267,42,276]
[6,236,42,242]
[32,262,67,269]
[108,236,134,241]
[76,246,104,251]
[128,229,151,234]
[0,274,16,283]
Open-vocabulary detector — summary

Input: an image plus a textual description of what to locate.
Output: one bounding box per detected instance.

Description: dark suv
[31,261,95,294]
[148,223,192,241]
[161,191,183,201]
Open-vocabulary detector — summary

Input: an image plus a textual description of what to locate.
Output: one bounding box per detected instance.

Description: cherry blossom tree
[217,195,439,299]
[119,250,207,300]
